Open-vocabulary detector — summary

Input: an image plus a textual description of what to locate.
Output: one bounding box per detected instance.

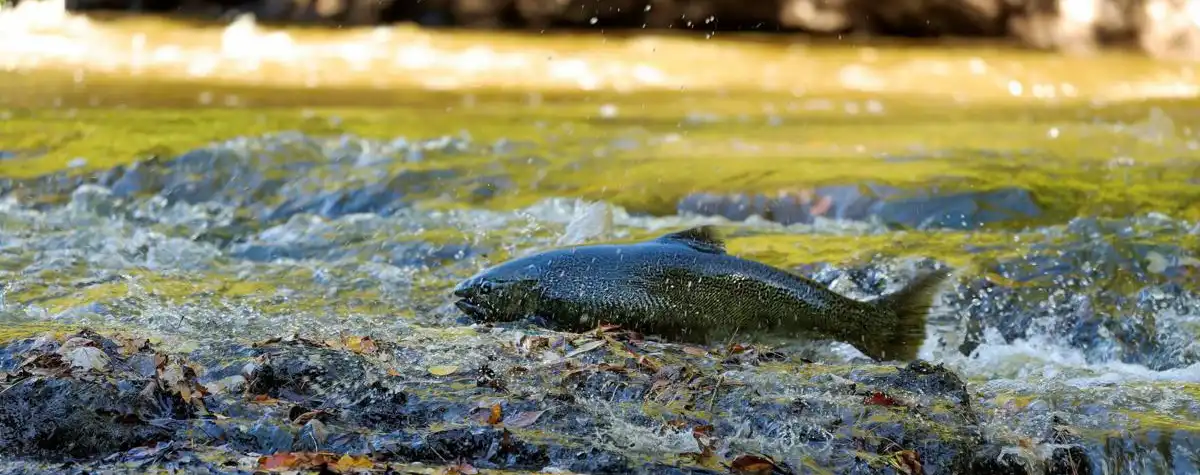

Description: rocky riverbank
[10,0,1199,60]
[0,326,1108,474]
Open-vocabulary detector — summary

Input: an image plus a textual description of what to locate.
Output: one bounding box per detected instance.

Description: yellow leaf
[428,365,459,376]
[334,454,373,472]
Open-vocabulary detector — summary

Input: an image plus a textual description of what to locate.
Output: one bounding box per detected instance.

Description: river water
[1,1,1199,473]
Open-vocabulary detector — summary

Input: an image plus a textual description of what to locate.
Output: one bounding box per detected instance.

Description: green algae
[0,322,76,343]
[3,80,1200,225]
[1120,410,1200,433]
[5,268,393,317]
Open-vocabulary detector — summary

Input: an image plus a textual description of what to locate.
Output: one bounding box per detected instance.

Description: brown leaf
[487,403,503,425]
[891,450,923,475]
[441,462,479,475]
[504,410,545,428]
[730,454,789,475]
[727,343,748,355]
[864,391,900,407]
[259,452,299,470]
[637,355,662,372]
[252,394,281,404]
[258,451,348,472]
[18,353,63,371]
[682,345,709,357]
[119,337,151,355]
[519,335,550,354]
[691,424,716,458]
[292,410,327,426]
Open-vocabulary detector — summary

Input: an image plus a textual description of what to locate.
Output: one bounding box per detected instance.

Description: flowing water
[1,1,1199,473]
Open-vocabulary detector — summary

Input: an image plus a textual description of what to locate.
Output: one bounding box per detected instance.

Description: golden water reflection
[1,0,1198,106]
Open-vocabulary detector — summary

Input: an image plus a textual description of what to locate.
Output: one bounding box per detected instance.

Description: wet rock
[375,427,552,470]
[246,418,296,453]
[1043,415,1095,475]
[0,330,206,460]
[677,184,1042,229]
[969,443,1032,475]
[5,133,480,227]
[947,216,1200,370]
[263,168,460,222]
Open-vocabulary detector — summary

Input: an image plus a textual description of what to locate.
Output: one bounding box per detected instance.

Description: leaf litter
[0,322,1096,474]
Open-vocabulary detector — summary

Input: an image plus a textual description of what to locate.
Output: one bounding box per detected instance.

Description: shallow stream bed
[1,4,1200,474]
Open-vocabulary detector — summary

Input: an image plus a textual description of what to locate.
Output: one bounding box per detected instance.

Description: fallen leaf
[487,403,503,425]
[64,346,110,372]
[345,336,379,355]
[691,424,717,459]
[519,335,550,353]
[292,410,327,426]
[864,391,900,407]
[429,365,459,376]
[637,355,662,372]
[682,345,709,357]
[727,343,748,354]
[566,339,606,358]
[119,337,151,355]
[504,410,545,428]
[387,368,401,377]
[18,353,63,372]
[441,462,479,475]
[730,454,789,475]
[252,394,281,404]
[258,452,300,470]
[333,454,373,473]
[891,450,923,475]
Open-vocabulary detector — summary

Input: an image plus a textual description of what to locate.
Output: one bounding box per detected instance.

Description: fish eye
[479,281,494,294]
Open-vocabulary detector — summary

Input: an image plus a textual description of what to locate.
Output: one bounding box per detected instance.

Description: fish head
[452,259,544,323]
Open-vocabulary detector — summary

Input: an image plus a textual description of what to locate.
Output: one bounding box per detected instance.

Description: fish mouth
[454,298,493,321]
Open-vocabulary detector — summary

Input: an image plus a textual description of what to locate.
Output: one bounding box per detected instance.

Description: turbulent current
[0,131,1197,473]
[0,1,1199,473]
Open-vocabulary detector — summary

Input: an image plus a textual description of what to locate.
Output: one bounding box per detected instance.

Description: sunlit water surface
[0,1,1199,472]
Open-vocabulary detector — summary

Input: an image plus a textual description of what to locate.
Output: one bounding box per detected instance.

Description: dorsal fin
[654,225,726,254]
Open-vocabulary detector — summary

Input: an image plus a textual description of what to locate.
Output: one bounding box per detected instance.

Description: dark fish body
[453,226,950,361]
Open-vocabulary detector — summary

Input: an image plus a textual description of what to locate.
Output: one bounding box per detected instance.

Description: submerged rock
[1,133,485,226]
[677,184,1042,229]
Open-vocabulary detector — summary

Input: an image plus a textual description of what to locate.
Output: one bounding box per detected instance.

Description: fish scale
[453,225,951,361]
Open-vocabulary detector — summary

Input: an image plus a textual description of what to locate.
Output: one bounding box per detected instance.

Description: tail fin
[858,269,953,362]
